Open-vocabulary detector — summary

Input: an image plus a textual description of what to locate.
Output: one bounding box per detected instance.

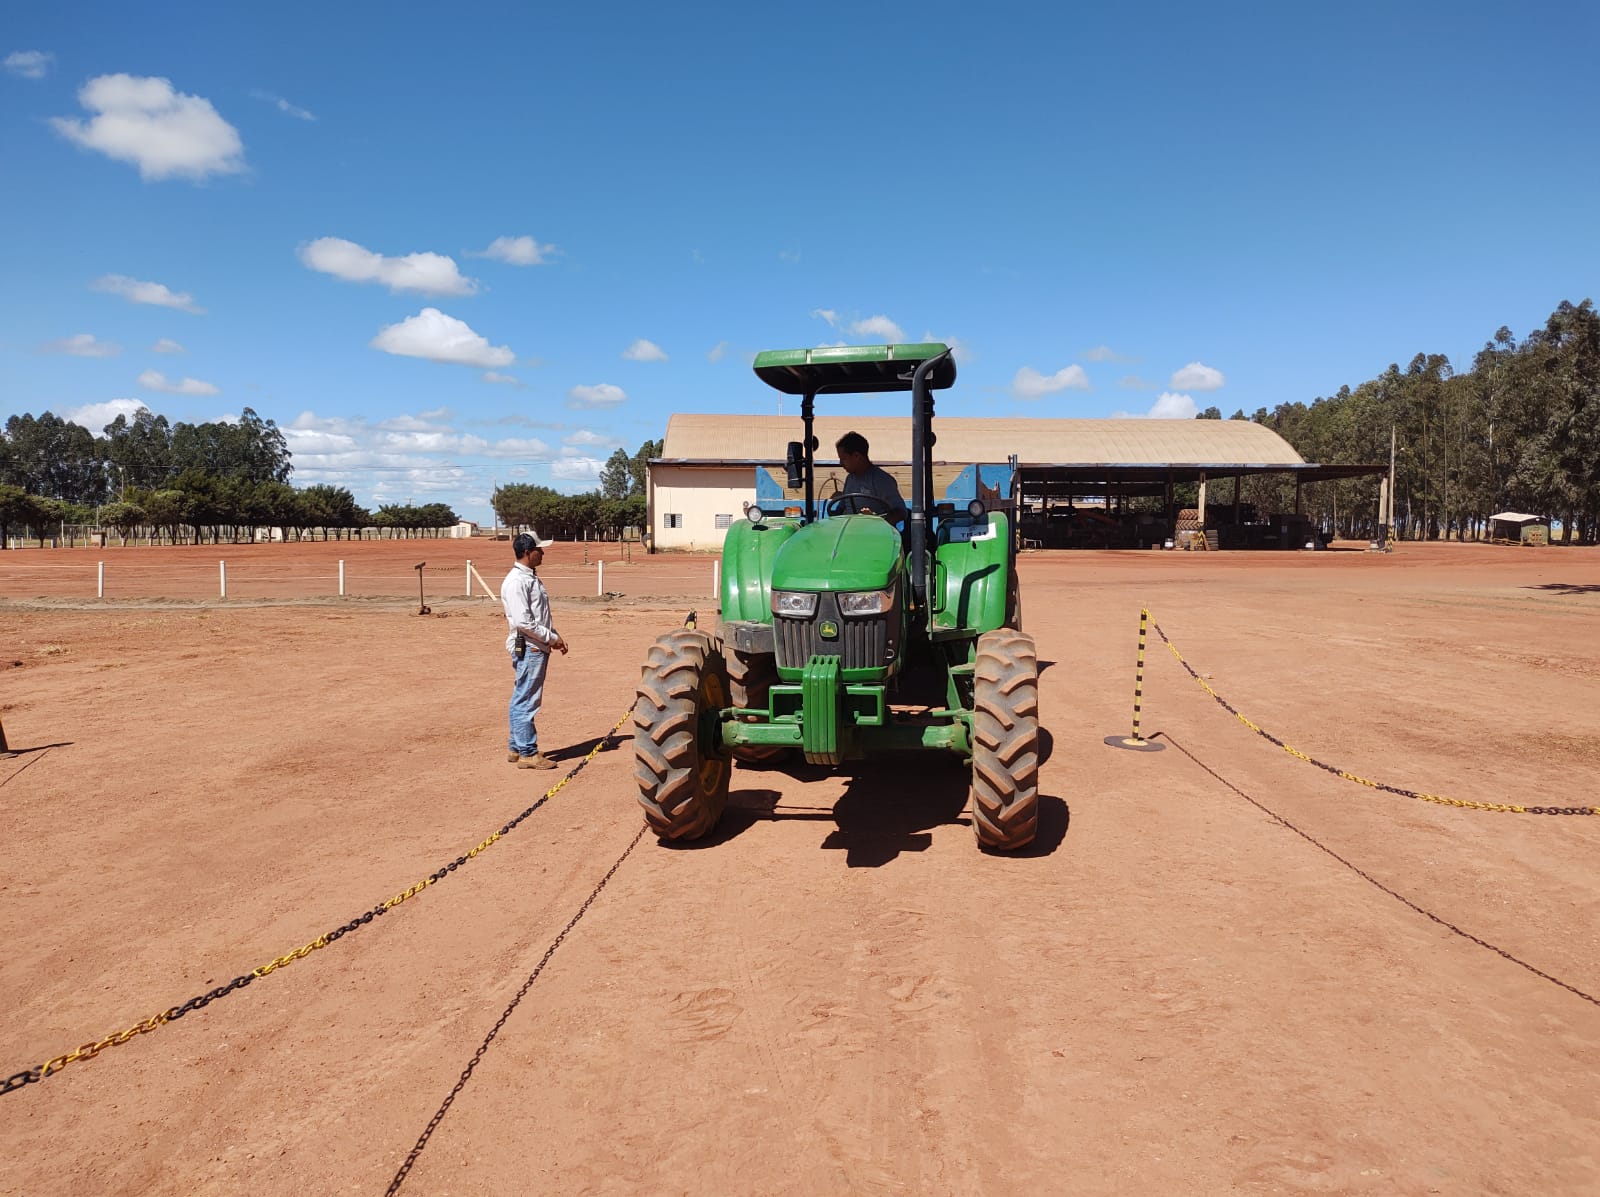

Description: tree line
[1,407,664,548]
[1196,299,1599,543]
[491,439,660,540]
[0,407,463,546]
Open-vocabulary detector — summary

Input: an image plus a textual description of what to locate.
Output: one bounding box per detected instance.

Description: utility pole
[1387,424,1397,545]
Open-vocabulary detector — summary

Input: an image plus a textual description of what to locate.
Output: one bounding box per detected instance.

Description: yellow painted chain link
[1149,611,1596,817]
[21,706,634,1088]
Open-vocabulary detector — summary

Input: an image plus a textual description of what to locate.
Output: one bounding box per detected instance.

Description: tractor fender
[932,512,1015,634]
[720,516,801,624]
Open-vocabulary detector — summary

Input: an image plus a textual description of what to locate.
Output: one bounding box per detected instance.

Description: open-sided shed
[1488,512,1550,545]
[649,414,1381,551]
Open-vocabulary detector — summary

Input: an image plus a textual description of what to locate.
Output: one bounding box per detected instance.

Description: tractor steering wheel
[826,494,879,517]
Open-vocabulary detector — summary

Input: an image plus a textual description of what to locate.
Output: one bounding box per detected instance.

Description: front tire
[635,631,732,840]
[970,628,1040,851]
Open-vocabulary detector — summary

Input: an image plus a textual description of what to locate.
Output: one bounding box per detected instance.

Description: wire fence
[0,554,723,602]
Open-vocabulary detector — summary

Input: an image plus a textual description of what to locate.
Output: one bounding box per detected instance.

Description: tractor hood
[770,516,902,593]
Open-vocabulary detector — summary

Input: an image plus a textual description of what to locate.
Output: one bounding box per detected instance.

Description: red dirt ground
[2,540,1597,1195]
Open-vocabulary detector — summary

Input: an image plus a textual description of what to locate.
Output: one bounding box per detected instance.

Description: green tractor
[633,343,1040,851]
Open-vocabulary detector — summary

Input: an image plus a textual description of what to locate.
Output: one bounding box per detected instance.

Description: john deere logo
[818,620,839,640]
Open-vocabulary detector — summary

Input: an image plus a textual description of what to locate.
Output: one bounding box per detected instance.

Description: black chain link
[1159,733,1600,1009]
[1,725,623,1099]
[1150,621,1596,816]
[386,823,649,1195]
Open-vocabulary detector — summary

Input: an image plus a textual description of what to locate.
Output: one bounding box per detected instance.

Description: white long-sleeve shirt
[501,562,559,653]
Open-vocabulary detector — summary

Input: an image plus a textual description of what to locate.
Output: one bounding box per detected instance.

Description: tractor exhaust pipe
[907,348,952,609]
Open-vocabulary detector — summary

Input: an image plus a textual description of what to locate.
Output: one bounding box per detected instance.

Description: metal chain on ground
[386,822,649,1195]
[0,706,634,1099]
[1147,611,1598,817]
[0,748,52,791]
[1158,733,1599,1009]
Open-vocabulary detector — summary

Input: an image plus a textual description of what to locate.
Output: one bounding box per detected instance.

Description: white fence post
[97,560,104,599]
[339,559,345,597]
[713,558,720,598]
[465,559,472,597]
[597,559,604,596]
[219,560,227,598]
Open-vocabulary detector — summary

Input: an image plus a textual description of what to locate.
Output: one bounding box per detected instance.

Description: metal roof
[661,413,1308,467]
[1488,512,1545,524]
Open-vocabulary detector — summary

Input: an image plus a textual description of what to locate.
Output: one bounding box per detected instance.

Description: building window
[663,513,682,529]
[714,513,733,529]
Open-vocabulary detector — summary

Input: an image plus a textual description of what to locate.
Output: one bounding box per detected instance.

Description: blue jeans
[508,649,550,757]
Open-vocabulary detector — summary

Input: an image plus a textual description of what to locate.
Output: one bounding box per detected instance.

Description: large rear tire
[970,628,1040,851]
[635,630,732,840]
[726,649,786,764]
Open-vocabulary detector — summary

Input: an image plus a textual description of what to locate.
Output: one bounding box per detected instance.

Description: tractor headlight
[967,498,987,518]
[771,590,819,618]
[838,587,894,616]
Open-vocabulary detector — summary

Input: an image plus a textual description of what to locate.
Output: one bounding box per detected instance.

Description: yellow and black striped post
[1105,607,1165,752]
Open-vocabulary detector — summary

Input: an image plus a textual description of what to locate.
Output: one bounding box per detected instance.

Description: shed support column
[1233,475,1242,524]
[1197,473,1207,528]
[1295,474,1303,515]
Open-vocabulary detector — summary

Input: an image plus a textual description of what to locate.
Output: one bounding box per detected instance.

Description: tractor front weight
[717,656,972,765]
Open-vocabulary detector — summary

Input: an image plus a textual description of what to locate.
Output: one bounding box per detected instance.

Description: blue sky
[4,1,1597,522]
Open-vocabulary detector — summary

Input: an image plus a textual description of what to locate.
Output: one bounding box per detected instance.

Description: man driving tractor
[834,431,908,525]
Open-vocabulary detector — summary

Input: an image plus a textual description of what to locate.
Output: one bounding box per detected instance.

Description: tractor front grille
[774,592,894,672]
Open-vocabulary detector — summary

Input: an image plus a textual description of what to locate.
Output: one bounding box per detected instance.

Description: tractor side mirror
[785,441,805,490]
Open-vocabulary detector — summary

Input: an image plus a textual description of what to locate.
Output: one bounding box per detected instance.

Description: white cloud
[1085,345,1136,363]
[91,274,204,313]
[4,50,53,79]
[151,338,187,354]
[380,430,491,454]
[481,437,554,459]
[622,338,668,362]
[137,369,219,396]
[811,309,839,326]
[564,428,623,449]
[370,308,515,367]
[51,74,244,181]
[469,235,557,266]
[376,413,450,433]
[1149,392,1199,418]
[282,425,360,455]
[481,371,522,386]
[1170,361,1225,391]
[551,448,604,480]
[850,314,906,342]
[707,341,729,363]
[1113,392,1199,420]
[1118,375,1155,391]
[568,383,627,407]
[251,90,315,121]
[42,333,121,357]
[1011,365,1090,399]
[62,398,146,433]
[299,237,477,296]
[778,249,801,263]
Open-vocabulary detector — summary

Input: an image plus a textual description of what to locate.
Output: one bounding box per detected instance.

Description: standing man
[835,431,909,525]
[500,530,569,769]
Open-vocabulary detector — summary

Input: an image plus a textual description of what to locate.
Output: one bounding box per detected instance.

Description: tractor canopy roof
[752,343,956,395]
